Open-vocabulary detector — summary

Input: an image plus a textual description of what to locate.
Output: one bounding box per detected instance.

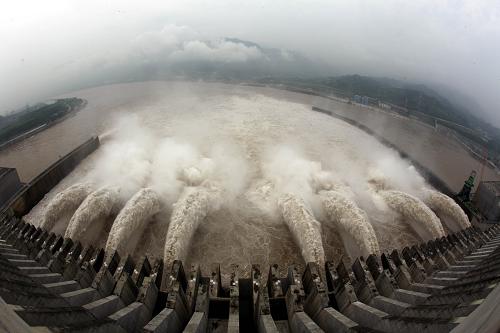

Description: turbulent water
[39,183,92,231]
[163,185,222,266]
[16,82,484,275]
[64,187,119,241]
[278,193,325,267]
[105,188,161,255]
[320,190,380,257]
[422,190,471,232]
[379,190,445,240]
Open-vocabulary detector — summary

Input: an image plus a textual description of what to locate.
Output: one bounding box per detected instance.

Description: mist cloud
[132,24,263,63]
[169,40,262,63]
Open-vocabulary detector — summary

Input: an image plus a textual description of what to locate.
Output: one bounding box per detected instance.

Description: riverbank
[0,99,87,151]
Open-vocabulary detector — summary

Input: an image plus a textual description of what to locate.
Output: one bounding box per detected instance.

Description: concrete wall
[5,136,99,216]
[0,168,23,210]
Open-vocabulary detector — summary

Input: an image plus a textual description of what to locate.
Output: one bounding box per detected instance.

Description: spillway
[320,190,380,257]
[64,186,119,241]
[39,183,93,231]
[379,190,445,240]
[163,185,222,266]
[422,189,471,232]
[278,193,325,267]
[4,82,497,332]
[105,188,161,256]
[20,84,477,274]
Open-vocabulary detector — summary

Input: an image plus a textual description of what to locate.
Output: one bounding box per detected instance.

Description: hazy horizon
[1,1,499,125]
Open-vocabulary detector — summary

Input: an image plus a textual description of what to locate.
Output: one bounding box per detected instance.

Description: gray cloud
[169,39,263,63]
[129,24,264,63]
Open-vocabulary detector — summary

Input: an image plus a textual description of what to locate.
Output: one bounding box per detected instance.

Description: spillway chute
[105,188,161,256]
[163,185,222,267]
[379,190,445,240]
[64,186,120,242]
[422,189,470,232]
[278,193,325,267]
[320,190,380,258]
[40,183,93,232]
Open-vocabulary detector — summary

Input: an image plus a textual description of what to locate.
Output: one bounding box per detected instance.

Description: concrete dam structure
[0,122,500,333]
[2,214,500,333]
[1,137,500,332]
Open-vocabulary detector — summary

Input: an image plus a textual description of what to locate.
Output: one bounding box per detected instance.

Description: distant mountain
[57,37,493,140]
[324,75,500,165]
[65,37,332,95]
[306,75,482,127]
[259,74,500,160]
[167,37,330,79]
[427,83,485,116]
[223,38,261,49]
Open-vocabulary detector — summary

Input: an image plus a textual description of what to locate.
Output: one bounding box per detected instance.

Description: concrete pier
[2,224,499,332]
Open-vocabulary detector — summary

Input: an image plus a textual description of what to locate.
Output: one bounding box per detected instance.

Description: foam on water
[278,193,325,267]
[105,188,161,255]
[40,183,93,231]
[163,184,222,266]
[23,85,471,269]
[320,190,380,257]
[422,189,470,232]
[379,190,445,240]
[64,186,120,241]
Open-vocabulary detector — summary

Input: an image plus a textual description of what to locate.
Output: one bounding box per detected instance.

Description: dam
[1,136,500,332]
[2,214,500,333]
[1,82,500,332]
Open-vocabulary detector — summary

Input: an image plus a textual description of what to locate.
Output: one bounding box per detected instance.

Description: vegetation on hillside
[261,75,477,125]
[324,75,500,159]
[0,98,86,145]
[259,75,500,161]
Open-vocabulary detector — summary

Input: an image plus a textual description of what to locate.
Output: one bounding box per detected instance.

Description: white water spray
[163,185,222,266]
[26,89,471,269]
[320,190,380,257]
[422,189,470,232]
[278,193,325,266]
[105,188,161,255]
[65,187,119,240]
[40,183,93,231]
[379,190,445,240]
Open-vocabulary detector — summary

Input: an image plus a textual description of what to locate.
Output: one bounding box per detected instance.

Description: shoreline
[0,99,88,152]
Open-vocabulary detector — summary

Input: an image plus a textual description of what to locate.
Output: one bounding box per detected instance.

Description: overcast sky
[1,1,499,124]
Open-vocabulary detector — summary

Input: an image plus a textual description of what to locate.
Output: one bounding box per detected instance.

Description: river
[1,80,496,277]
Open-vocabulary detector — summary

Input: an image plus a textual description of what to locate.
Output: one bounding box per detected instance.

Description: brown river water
[1,81,497,279]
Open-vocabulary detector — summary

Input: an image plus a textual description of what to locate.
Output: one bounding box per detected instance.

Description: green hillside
[0,98,85,145]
